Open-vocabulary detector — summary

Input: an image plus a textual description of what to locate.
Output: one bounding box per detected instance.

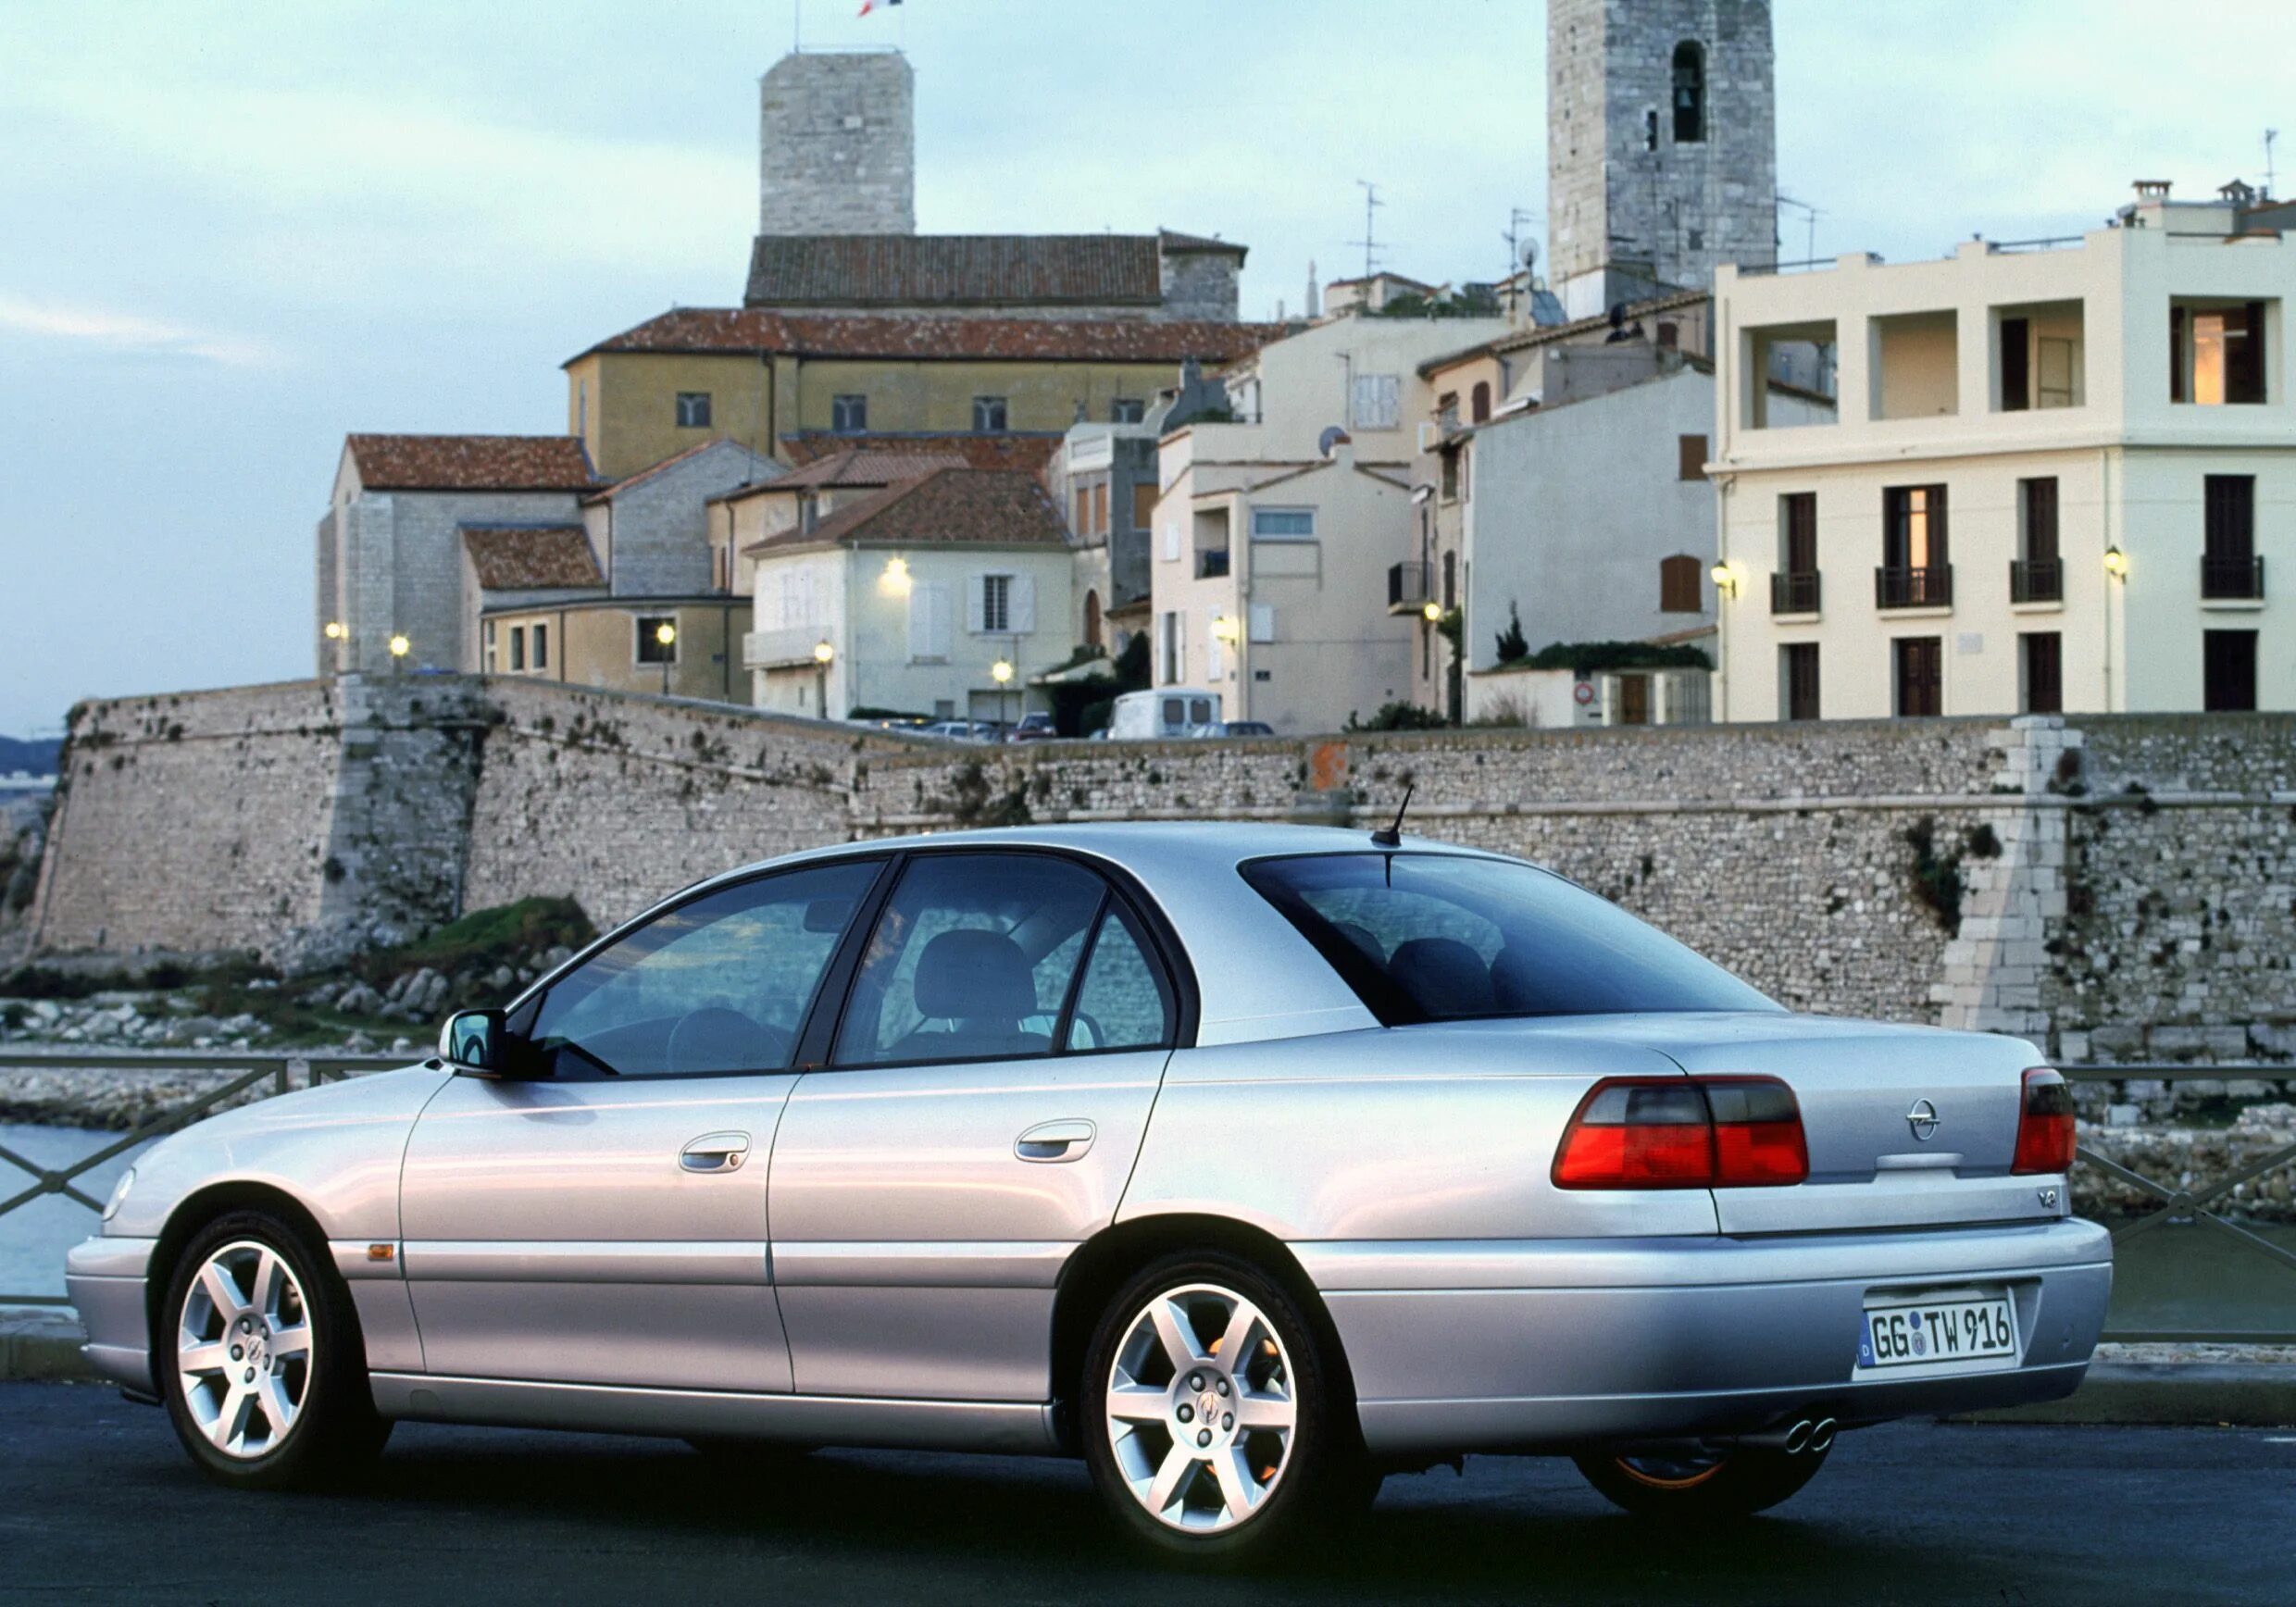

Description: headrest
[1388,936,1494,1016]
[913,928,1038,1021]
[1330,921,1387,963]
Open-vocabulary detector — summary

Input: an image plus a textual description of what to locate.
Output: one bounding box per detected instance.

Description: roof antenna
[1369,782,1414,849]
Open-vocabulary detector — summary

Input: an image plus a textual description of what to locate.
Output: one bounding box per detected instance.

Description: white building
[1713,182,2295,722]
[743,467,1075,721]
[1150,310,1509,732]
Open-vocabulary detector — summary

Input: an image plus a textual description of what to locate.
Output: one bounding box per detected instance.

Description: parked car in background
[1005,713,1058,743]
[69,823,2105,1562]
[1107,689,1220,741]
[920,719,1004,743]
[1187,720,1276,740]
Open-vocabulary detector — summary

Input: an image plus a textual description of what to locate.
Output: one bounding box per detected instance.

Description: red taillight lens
[1553,1076,1808,1190]
[2012,1067,2077,1175]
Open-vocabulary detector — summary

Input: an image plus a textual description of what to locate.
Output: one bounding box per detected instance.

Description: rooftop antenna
[1348,180,1388,281]
[1369,782,1415,848]
[2267,129,2280,198]
[1503,206,1538,314]
[1777,191,1825,266]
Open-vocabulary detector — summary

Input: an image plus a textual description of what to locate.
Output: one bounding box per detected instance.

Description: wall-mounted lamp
[323,620,344,641]
[2103,545,2128,579]
[879,555,912,596]
[1421,600,1443,623]
[387,633,410,658]
[1709,562,1740,598]
[990,658,1015,685]
[1210,614,1242,644]
[813,638,836,665]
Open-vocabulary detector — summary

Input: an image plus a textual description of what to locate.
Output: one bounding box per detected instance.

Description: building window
[2172,301,2266,405]
[1658,554,1703,613]
[1350,373,1401,430]
[2204,629,2258,712]
[1092,482,1108,535]
[1131,482,1156,531]
[980,573,1012,633]
[1084,590,1103,650]
[1879,484,1951,608]
[1159,610,1184,685]
[483,620,497,673]
[831,393,868,433]
[2203,475,2261,599]
[1440,450,1460,502]
[1441,551,1457,609]
[2013,478,2062,603]
[1656,320,1679,349]
[1678,434,1708,481]
[1437,392,1460,430]
[675,392,713,429]
[1111,398,1145,424]
[1672,41,1705,143]
[531,623,549,671]
[973,395,1009,432]
[1782,643,1820,721]
[2022,632,2062,715]
[1251,507,1316,541]
[636,616,677,665]
[1073,487,1092,535]
[1894,636,1943,717]
[509,626,526,672]
[1470,381,1491,424]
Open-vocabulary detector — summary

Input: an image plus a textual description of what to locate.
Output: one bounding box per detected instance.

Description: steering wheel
[665,1007,790,1074]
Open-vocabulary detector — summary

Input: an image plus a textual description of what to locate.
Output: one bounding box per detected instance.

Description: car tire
[1572,1441,1831,1518]
[159,1208,391,1490]
[1080,1250,1366,1563]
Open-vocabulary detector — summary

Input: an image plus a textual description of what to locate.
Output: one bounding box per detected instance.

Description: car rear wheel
[160,1208,391,1489]
[1080,1251,1367,1562]
[1573,1441,1830,1518]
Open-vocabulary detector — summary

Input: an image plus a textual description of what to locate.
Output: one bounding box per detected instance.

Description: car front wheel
[1081,1251,1369,1561]
[160,1208,391,1489]
[1573,1440,1831,1518]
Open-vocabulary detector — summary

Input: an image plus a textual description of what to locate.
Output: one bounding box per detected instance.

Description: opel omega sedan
[69,824,2110,1559]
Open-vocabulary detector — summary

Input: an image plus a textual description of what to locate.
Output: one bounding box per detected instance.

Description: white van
[1106,689,1221,740]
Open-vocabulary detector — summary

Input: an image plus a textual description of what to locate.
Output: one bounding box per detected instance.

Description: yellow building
[480,595,752,704]
[563,309,1279,480]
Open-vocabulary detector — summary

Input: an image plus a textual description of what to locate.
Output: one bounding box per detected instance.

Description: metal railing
[0,1051,410,1307]
[2062,1065,2295,1345]
[1875,564,1953,609]
[1195,549,1230,579]
[2010,557,2064,604]
[2201,554,2265,601]
[1770,570,1821,615]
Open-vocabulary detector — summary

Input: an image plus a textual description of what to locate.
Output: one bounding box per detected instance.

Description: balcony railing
[1769,570,1821,615]
[1388,561,1432,615]
[1196,549,1230,579]
[2202,554,2265,601]
[1875,565,1953,609]
[2011,557,2064,604]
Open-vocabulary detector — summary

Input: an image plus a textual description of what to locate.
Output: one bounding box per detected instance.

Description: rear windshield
[1240,853,1778,1025]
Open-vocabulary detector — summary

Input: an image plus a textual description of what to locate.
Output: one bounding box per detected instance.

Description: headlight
[102,1167,135,1224]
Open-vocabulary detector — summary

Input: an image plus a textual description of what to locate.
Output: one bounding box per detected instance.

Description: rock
[30,1000,60,1023]
[543,946,573,967]
[418,972,450,1013]
[385,973,412,1004]
[307,980,344,1007]
[2105,1103,2143,1127]
[390,1036,414,1054]
[343,1030,374,1053]
[336,983,382,1015]
[487,965,515,992]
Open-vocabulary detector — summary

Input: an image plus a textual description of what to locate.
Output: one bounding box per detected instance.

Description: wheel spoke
[1211,1447,1262,1523]
[244,1247,282,1318]
[1145,1444,1196,1515]
[256,1373,297,1439]
[1104,1383,1167,1426]
[1214,1300,1259,1365]
[1233,1389,1294,1431]
[1148,1298,1205,1373]
[207,1384,255,1451]
[199,1261,246,1322]
[268,1321,312,1361]
[179,1340,231,1377]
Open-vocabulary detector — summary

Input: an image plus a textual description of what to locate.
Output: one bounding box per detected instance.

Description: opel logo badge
[1906,1098,1941,1142]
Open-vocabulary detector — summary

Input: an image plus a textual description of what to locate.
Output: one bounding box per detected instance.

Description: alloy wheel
[176,1240,313,1460]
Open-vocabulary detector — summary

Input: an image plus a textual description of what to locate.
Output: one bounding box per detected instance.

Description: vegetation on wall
[1492,603,1529,666]
[1346,702,1449,732]
[1519,640,1714,676]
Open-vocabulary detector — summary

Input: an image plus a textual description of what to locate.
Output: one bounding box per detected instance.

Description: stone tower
[1546,0,1776,319]
[758,49,916,235]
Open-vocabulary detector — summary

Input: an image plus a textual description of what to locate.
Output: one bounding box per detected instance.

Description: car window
[1241,853,1778,1025]
[530,861,880,1077]
[834,853,1108,1065]
[1066,902,1175,1052]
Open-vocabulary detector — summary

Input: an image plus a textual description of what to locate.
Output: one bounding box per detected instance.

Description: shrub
[1347,702,1449,732]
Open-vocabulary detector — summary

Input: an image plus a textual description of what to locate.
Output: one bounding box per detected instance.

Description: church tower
[757,49,916,235]
[1546,0,1777,319]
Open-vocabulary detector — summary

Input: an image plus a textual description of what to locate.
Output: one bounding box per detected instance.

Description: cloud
[0,293,272,365]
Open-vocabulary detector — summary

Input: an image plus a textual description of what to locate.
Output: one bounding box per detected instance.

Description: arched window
[1083,589,1103,650]
[1470,381,1491,424]
[1672,41,1705,143]
[1659,554,1703,613]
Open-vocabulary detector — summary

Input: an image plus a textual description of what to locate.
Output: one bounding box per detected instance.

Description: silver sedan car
[69,824,2109,1559]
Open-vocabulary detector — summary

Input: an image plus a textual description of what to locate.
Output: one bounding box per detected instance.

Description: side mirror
[440,1008,509,1076]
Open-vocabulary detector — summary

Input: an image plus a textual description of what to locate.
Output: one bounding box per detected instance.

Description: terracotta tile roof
[744,467,1068,557]
[570,310,1280,367]
[347,434,596,492]
[778,432,1062,476]
[768,448,970,492]
[461,525,605,590]
[1417,289,1712,376]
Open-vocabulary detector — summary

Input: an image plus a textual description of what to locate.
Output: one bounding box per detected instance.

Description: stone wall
[27,679,2296,1064]
[757,50,915,236]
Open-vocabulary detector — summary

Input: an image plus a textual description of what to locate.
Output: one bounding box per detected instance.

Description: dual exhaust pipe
[1739,1415,1836,1456]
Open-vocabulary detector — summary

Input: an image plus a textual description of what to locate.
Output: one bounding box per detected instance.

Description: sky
[2,0,2290,736]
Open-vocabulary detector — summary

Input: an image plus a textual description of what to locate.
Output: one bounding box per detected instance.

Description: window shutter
[1009,573,1036,635]
[1163,521,1180,563]
[1207,630,1224,681]
[966,576,987,634]
[908,586,932,660]
[1248,603,1275,642]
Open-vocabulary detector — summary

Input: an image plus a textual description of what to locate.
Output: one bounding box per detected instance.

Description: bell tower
[1547,0,1777,320]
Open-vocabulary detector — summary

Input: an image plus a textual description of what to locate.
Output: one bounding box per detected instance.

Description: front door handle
[1016,1119,1096,1163]
[680,1131,751,1173]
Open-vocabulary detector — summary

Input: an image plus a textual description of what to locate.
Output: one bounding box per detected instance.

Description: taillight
[2012,1067,2077,1175]
[1553,1076,1808,1190]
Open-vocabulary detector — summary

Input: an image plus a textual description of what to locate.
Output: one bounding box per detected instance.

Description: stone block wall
[757,51,916,236]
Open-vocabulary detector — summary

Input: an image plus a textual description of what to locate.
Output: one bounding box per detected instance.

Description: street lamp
[2103,545,2128,579]
[654,620,677,696]
[1421,600,1442,623]
[991,656,1016,729]
[814,637,835,719]
[323,620,344,641]
[1709,561,1740,598]
[387,633,410,674]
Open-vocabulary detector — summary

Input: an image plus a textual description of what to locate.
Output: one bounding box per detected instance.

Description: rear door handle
[680,1131,751,1173]
[1016,1119,1097,1163]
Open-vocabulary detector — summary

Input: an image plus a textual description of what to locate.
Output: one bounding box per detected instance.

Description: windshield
[1240,853,1778,1025]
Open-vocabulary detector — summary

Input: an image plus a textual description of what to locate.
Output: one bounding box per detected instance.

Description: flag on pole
[857,0,901,15]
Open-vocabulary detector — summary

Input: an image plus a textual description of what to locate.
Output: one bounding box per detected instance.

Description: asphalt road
[3,1382,2290,1605]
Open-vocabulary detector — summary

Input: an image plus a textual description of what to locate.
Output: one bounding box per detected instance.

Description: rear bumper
[65,1236,156,1397]
[1298,1218,2112,1456]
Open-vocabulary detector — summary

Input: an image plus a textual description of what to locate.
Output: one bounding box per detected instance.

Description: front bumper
[65,1236,157,1396]
[1300,1217,2113,1456]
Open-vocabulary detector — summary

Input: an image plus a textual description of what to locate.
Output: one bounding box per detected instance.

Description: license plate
[1857,1292,2017,1370]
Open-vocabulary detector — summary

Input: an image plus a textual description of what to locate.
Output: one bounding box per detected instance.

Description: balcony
[1769,570,1821,615]
[742,626,828,669]
[2202,554,2265,601]
[1196,549,1230,579]
[1875,566,1953,610]
[1388,561,1432,616]
[2010,558,2064,604]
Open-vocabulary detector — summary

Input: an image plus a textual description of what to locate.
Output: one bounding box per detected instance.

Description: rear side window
[1241,853,1777,1025]
[1067,902,1174,1052]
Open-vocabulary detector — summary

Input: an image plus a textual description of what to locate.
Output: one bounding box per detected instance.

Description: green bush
[1347,702,1449,732]
[354,897,594,986]
[1520,640,1714,675]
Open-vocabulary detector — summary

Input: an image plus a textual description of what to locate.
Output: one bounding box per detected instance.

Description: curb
[4,1314,2290,1425]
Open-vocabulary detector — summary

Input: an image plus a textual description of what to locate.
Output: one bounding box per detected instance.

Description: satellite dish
[1317,425,1351,457]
